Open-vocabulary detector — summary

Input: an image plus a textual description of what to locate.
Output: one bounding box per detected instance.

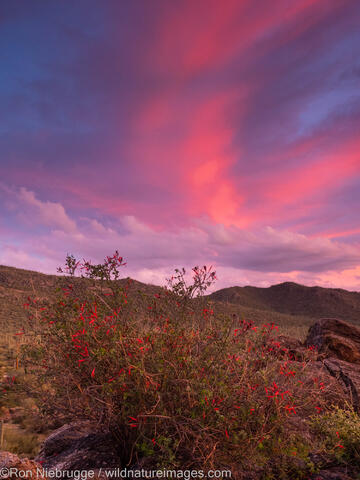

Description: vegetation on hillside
[5,262,360,340]
[1,253,358,478]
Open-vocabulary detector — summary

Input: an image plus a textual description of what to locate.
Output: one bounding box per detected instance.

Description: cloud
[1,1,360,292]
[0,243,59,273]
[202,223,360,273]
[2,205,359,290]
[17,187,77,233]
[0,184,77,233]
[149,0,339,77]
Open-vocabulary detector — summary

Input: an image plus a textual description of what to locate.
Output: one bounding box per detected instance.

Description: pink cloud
[150,0,332,77]
[1,0,359,293]
[2,194,359,290]
[17,187,78,233]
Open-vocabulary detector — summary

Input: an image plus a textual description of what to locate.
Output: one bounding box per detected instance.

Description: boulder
[0,451,43,479]
[323,358,360,410]
[303,319,360,410]
[305,318,360,363]
[36,421,93,459]
[35,422,122,471]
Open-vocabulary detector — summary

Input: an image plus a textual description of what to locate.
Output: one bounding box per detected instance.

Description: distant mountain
[208,281,360,323]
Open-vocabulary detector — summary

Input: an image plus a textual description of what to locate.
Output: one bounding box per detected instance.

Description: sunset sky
[1,0,360,291]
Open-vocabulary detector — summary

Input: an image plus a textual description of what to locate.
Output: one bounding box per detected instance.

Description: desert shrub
[18,252,344,477]
[309,405,360,465]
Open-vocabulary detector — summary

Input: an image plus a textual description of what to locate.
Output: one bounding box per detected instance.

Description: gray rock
[324,358,360,410]
[36,422,93,458]
[35,421,122,471]
[305,318,360,364]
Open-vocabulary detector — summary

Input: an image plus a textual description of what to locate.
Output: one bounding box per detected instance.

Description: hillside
[208,281,360,324]
[0,264,160,334]
[1,264,358,339]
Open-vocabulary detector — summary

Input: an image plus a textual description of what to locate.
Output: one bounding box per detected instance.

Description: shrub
[19,252,345,477]
[309,405,360,465]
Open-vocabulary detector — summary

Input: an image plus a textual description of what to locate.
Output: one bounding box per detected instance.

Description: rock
[303,318,360,410]
[305,318,360,363]
[0,451,43,479]
[36,421,93,458]
[323,358,360,410]
[35,421,122,471]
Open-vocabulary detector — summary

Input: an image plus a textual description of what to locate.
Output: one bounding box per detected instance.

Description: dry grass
[0,422,43,457]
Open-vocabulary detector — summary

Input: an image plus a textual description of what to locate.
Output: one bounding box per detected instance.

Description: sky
[1,0,360,291]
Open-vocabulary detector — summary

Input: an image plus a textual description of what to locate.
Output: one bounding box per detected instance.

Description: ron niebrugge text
[0,468,232,479]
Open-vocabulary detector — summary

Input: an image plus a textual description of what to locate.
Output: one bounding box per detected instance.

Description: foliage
[18,252,346,476]
[310,405,360,465]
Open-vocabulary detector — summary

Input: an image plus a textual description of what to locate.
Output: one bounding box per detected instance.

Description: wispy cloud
[2,188,360,290]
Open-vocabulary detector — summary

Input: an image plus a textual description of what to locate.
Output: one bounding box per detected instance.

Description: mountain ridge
[208,281,360,323]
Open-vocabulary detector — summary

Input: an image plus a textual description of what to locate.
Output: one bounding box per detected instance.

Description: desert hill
[0,264,160,334]
[1,264,359,338]
[208,281,360,324]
